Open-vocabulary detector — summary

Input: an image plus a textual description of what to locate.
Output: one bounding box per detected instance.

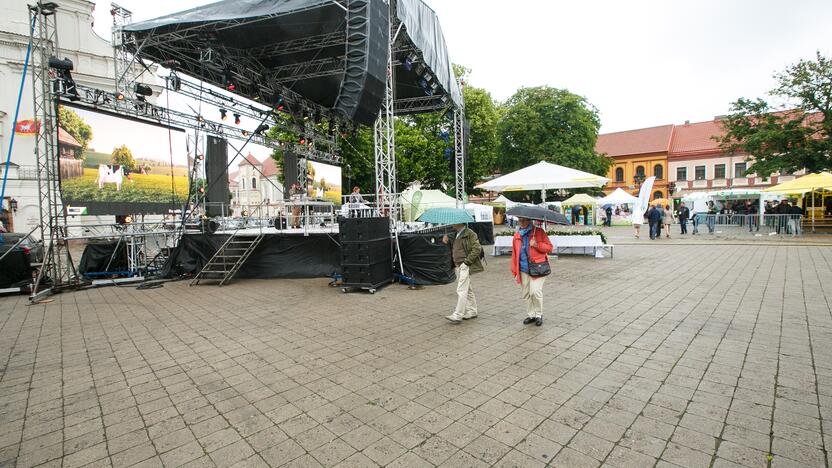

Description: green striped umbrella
[417,207,474,225]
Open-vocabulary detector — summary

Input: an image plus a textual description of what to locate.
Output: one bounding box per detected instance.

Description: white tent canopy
[475,161,609,202]
[400,187,456,222]
[597,188,638,205]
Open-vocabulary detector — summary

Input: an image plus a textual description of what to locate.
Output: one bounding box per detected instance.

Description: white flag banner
[637,176,656,213]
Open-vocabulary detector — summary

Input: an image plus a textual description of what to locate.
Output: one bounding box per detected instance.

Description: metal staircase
[190,233,264,286]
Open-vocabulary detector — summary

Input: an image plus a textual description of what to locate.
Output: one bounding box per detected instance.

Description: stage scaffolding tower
[453,104,466,208]
[111,3,138,100]
[374,0,397,222]
[29,2,79,300]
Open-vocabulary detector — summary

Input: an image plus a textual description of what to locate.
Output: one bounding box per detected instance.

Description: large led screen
[57,102,189,215]
[306,160,342,205]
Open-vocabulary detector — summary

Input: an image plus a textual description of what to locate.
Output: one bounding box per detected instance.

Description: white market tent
[597,188,638,206]
[465,203,494,222]
[400,187,456,222]
[476,161,609,202]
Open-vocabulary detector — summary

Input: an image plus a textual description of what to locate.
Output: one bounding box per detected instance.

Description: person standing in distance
[442,223,483,324]
[678,202,690,235]
[511,217,553,326]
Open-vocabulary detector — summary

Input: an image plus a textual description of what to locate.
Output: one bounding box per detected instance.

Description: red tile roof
[261,157,279,177]
[596,124,674,157]
[57,127,81,148]
[237,154,260,167]
[669,120,727,156]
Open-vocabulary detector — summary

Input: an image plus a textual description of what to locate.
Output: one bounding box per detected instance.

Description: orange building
[596,125,673,200]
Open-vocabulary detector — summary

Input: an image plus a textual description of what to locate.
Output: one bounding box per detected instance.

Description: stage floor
[214,224,340,236]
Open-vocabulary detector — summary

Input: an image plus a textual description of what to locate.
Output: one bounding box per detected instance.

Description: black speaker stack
[339,217,393,291]
[205,136,230,217]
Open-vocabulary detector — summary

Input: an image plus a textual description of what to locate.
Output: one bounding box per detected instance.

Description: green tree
[497,86,610,176]
[58,106,92,156]
[717,51,832,176]
[111,145,136,170]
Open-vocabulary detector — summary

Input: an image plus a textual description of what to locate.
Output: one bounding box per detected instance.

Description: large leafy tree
[718,51,832,176]
[58,106,92,155]
[497,86,610,177]
[111,145,136,170]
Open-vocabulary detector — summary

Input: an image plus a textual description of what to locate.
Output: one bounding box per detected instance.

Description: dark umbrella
[507,205,569,225]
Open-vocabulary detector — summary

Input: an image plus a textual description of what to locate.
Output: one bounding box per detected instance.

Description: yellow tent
[762,172,832,193]
[561,193,598,206]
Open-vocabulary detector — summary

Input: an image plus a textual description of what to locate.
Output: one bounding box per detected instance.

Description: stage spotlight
[115,92,125,101]
[48,56,73,71]
[313,110,321,124]
[254,124,269,135]
[241,130,249,136]
[233,113,241,125]
[198,186,205,194]
[135,83,153,102]
[167,73,181,91]
[220,109,228,121]
[299,134,306,145]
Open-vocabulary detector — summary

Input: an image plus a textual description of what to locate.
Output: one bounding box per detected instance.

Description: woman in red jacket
[511,217,553,326]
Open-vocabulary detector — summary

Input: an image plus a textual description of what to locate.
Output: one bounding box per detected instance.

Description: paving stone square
[1,244,831,467]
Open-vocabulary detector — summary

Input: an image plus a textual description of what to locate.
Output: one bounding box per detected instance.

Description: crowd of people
[629,198,806,239]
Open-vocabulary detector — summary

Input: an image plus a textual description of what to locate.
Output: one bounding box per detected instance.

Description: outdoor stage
[160,224,459,286]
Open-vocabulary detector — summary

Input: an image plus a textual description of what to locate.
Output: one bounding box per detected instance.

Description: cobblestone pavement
[1,244,831,467]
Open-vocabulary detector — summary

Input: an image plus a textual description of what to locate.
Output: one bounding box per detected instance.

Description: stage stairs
[190,233,264,286]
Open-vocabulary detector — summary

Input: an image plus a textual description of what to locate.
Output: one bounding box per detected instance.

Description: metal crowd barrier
[689,213,804,236]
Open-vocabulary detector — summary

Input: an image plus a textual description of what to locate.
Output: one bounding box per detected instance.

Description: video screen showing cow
[306,161,342,205]
[57,102,189,215]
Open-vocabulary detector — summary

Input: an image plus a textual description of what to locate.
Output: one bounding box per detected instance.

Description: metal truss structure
[453,105,466,207]
[374,0,397,221]
[111,3,138,99]
[29,3,79,300]
[67,82,341,165]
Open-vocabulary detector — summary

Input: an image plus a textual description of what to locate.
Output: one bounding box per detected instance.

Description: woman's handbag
[528,259,551,277]
[527,228,551,276]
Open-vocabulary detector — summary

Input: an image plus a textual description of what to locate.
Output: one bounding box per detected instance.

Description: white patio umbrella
[476,161,609,202]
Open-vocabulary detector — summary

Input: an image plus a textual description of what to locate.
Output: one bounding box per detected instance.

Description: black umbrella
[507,205,569,225]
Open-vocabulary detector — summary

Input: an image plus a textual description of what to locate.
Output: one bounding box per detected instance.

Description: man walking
[647,205,662,240]
[678,202,690,235]
[443,223,483,324]
[605,205,613,227]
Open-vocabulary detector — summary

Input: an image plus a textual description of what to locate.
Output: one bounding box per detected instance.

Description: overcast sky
[92,0,832,134]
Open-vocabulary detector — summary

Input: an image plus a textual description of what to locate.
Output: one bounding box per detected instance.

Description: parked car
[0,232,43,265]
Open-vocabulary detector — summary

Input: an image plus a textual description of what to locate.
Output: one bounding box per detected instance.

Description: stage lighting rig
[134,83,153,102]
[233,113,241,125]
[220,109,228,121]
[48,57,79,101]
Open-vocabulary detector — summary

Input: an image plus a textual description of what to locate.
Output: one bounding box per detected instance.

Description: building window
[241,179,245,190]
[695,166,706,180]
[734,162,747,178]
[654,165,663,180]
[676,167,687,181]
[653,191,663,200]
[251,177,257,189]
[714,164,726,179]
[615,167,624,182]
[634,165,645,183]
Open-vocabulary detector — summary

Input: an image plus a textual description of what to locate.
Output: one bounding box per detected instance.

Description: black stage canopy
[124,0,462,125]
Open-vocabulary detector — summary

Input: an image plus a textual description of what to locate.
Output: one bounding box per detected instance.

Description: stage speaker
[205,136,229,217]
[339,217,393,288]
[338,217,390,243]
[283,150,298,199]
[332,0,389,125]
